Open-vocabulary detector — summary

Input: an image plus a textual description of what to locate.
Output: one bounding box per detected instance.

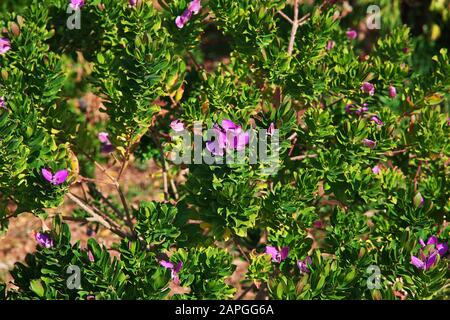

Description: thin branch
[66,192,128,238]
[117,140,131,181]
[298,13,311,26]
[277,10,293,24]
[237,283,256,300]
[150,131,169,201]
[287,0,300,55]
[170,177,179,200]
[78,150,117,184]
[0,212,16,223]
[233,237,250,263]
[117,186,135,236]
[290,153,318,161]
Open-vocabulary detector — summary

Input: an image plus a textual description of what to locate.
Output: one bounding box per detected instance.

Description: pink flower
[361,82,375,96]
[372,165,381,174]
[0,38,11,55]
[35,232,54,248]
[70,0,85,10]
[363,138,376,149]
[0,96,6,109]
[175,10,193,28]
[160,260,183,284]
[346,29,358,40]
[206,120,250,156]
[98,132,114,154]
[419,236,448,257]
[267,122,275,136]
[389,85,397,98]
[265,246,289,263]
[326,40,335,51]
[411,236,448,271]
[297,256,312,273]
[413,192,424,208]
[345,104,368,116]
[175,0,202,29]
[370,116,383,126]
[42,168,69,185]
[188,0,202,14]
[170,120,185,132]
[88,250,95,262]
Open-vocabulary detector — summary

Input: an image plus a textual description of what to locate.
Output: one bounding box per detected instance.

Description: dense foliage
[0,0,449,300]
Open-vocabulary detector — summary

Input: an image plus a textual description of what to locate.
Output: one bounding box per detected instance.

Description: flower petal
[41,168,53,183]
[410,255,424,270]
[53,170,68,185]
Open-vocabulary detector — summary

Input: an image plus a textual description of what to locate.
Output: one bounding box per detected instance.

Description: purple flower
[175,0,201,29]
[206,120,250,156]
[70,0,85,10]
[419,236,448,257]
[413,192,424,208]
[363,138,376,149]
[175,9,193,28]
[206,125,226,156]
[411,235,448,271]
[0,96,6,109]
[98,132,114,154]
[370,116,383,126]
[188,0,202,14]
[160,260,183,284]
[389,85,397,98]
[313,220,324,229]
[35,232,54,248]
[326,40,335,51]
[346,29,358,40]
[361,82,375,96]
[346,104,368,116]
[267,122,275,136]
[411,252,437,271]
[86,295,96,300]
[297,256,312,273]
[170,119,185,132]
[372,165,381,174]
[0,38,11,55]
[129,0,137,6]
[42,168,68,185]
[88,250,95,262]
[98,132,110,144]
[355,104,369,116]
[265,246,289,263]
[345,104,354,114]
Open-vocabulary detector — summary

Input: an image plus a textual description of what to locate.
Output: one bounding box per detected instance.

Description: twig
[170,177,179,200]
[150,131,169,201]
[287,0,300,55]
[233,237,250,263]
[117,186,135,236]
[237,283,256,300]
[78,150,117,184]
[66,193,128,238]
[278,10,293,24]
[290,153,318,161]
[187,51,202,71]
[288,132,297,141]
[0,212,16,223]
[117,140,131,181]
